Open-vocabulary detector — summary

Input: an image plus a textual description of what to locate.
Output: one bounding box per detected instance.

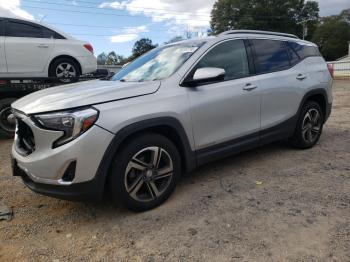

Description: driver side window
[196,40,249,81]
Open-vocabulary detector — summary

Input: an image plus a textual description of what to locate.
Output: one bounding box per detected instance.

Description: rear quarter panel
[303,57,333,104]
[46,39,97,74]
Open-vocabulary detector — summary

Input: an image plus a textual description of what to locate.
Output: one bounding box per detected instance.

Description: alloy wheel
[124,146,174,202]
[55,63,77,81]
[302,108,322,143]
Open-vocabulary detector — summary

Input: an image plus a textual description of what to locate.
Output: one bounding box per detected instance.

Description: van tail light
[83,43,94,54]
[327,63,334,78]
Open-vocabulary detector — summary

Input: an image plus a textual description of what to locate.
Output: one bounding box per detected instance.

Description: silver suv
[11,30,333,211]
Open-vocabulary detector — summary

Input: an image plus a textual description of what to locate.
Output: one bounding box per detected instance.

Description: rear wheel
[109,133,181,211]
[291,101,324,149]
[49,57,81,83]
[0,98,17,139]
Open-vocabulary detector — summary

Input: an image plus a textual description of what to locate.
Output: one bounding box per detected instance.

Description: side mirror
[185,67,225,87]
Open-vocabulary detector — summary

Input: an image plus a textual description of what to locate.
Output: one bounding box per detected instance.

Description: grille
[16,118,36,155]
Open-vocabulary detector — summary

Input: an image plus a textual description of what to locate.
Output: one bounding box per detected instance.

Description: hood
[12,80,160,114]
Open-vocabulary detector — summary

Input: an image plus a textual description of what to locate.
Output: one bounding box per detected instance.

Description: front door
[187,39,260,150]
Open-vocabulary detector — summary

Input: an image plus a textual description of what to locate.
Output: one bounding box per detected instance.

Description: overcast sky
[0,0,349,56]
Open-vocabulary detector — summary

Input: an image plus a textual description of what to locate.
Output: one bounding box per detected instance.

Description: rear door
[249,39,308,142]
[0,18,6,73]
[5,19,55,74]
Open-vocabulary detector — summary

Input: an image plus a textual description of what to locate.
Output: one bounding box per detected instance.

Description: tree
[105,51,125,65]
[312,14,350,61]
[131,38,157,58]
[97,52,107,65]
[340,8,350,22]
[210,0,319,38]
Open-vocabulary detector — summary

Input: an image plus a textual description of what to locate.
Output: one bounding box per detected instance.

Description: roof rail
[219,30,299,39]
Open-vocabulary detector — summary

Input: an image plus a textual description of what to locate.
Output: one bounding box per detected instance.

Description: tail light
[83,43,94,54]
[327,63,334,78]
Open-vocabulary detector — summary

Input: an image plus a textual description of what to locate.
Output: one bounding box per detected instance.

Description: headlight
[33,107,99,148]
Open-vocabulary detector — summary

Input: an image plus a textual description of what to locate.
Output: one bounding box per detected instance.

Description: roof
[165,30,316,48]
[0,14,74,40]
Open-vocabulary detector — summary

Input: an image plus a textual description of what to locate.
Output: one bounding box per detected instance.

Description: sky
[0,0,349,57]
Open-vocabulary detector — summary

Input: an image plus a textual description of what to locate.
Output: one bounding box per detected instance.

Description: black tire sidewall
[292,101,324,149]
[0,98,17,138]
[49,58,81,81]
[109,133,181,211]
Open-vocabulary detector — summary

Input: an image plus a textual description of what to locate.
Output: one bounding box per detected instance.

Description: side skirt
[196,115,297,166]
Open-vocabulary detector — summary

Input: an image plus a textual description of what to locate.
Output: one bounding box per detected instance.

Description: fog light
[61,161,77,182]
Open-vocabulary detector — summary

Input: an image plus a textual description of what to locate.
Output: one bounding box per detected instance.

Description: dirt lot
[0,81,349,262]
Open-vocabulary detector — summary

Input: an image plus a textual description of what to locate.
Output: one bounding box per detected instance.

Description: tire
[0,98,17,139]
[109,133,181,211]
[291,101,324,149]
[49,57,81,83]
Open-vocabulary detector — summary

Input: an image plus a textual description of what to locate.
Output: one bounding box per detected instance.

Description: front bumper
[12,157,105,201]
[11,113,114,200]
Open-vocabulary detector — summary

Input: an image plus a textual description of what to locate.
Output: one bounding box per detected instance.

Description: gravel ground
[0,81,349,262]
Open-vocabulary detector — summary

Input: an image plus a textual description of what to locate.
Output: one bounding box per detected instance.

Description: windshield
[112,41,205,82]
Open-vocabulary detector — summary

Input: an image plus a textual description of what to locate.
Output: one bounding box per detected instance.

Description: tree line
[98,0,350,64]
[97,38,158,66]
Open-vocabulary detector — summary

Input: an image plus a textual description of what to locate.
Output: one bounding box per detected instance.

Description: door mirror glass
[189,67,225,86]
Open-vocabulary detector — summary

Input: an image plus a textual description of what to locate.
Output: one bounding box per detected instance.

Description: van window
[7,20,43,38]
[196,40,249,80]
[252,39,290,74]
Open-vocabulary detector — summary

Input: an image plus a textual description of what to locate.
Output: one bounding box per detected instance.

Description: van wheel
[0,98,17,139]
[109,133,181,211]
[49,58,81,83]
[291,101,324,149]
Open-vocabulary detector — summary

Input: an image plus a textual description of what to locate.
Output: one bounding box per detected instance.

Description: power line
[22,0,211,18]
[22,5,211,22]
[47,22,177,33]
[56,0,292,19]
[60,0,211,15]
[23,3,290,21]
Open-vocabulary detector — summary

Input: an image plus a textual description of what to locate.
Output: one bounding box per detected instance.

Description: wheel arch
[48,55,82,76]
[299,88,329,123]
[94,117,197,193]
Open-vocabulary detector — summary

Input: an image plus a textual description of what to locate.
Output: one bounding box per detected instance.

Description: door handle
[37,44,49,48]
[296,74,307,80]
[242,83,257,91]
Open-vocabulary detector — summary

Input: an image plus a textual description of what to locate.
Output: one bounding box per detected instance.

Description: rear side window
[0,20,4,36]
[285,43,300,66]
[288,42,321,59]
[196,40,250,80]
[43,28,65,39]
[251,39,290,74]
[7,20,43,38]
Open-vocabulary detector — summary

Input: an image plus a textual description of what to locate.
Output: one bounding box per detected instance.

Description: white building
[336,41,350,61]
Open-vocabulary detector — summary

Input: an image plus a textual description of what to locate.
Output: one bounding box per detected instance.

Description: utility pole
[297,18,313,40]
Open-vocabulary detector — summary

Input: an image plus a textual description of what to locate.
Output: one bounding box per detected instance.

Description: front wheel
[109,133,181,211]
[291,101,324,149]
[0,98,17,139]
